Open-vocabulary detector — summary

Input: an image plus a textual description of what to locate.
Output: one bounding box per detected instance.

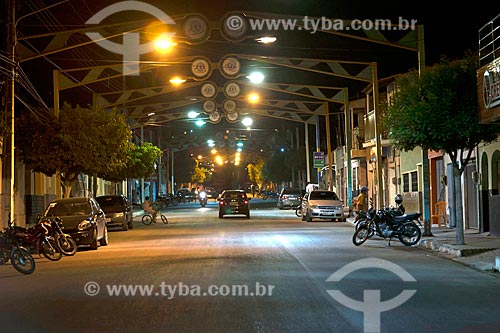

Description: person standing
[355,186,369,212]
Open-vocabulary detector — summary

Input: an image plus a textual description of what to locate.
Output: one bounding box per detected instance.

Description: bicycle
[142,210,168,225]
[295,206,303,217]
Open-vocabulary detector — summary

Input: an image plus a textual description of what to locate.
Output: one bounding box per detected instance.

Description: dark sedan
[217,190,251,218]
[42,197,108,250]
[96,195,133,231]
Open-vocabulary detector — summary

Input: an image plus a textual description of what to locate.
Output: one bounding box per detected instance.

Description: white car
[301,190,346,222]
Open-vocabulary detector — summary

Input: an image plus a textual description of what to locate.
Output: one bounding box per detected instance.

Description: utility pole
[4,0,17,226]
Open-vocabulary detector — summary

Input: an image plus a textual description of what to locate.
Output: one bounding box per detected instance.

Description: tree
[103,142,162,182]
[191,161,208,184]
[385,54,498,245]
[247,159,265,190]
[17,103,156,197]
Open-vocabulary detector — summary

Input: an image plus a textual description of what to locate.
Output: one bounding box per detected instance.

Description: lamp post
[5,0,68,225]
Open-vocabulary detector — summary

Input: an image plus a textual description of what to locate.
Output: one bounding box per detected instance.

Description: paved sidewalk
[347,217,500,275]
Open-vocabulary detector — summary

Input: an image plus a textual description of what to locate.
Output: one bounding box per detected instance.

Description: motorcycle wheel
[295,208,302,217]
[10,247,35,274]
[0,250,9,264]
[161,215,168,224]
[398,223,422,246]
[57,235,77,256]
[42,238,63,261]
[352,224,371,246]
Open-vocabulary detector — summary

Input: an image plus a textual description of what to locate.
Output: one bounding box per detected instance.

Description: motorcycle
[0,215,36,274]
[352,197,422,247]
[39,216,77,256]
[14,219,62,261]
[199,190,208,207]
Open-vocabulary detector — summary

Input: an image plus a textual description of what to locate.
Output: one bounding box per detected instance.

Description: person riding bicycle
[143,196,158,221]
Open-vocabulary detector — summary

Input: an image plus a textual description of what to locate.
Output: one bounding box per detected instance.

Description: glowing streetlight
[247,72,265,84]
[169,76,187,85]
[187,110,199,118]
[247,93,260,104]
[255,36,277,44]
[154,33,177,52]
[242,117,253,127]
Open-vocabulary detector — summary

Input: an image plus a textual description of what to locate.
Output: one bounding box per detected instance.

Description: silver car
[278,188,303,210]
[301,190,346,222]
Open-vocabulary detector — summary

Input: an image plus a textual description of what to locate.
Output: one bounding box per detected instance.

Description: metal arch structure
[51,54,373,199]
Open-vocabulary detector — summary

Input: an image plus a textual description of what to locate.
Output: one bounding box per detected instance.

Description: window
[402,171,419,192]
[411,171,418,192]
[403,173,410,192]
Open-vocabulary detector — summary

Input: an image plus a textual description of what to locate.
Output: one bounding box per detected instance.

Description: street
[1,200,499,333]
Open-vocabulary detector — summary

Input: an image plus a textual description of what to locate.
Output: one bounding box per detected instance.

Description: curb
[418,239,496,257]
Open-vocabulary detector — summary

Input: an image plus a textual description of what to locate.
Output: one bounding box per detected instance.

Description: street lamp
[169,76,187,85]
[242,117,253,127]
[255,36,277,44]
[247,93,260,104]
[247,72,265,84]
[154,33,177,52]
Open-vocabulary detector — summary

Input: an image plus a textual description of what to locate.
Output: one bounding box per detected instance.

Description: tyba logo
[326,258,417,333]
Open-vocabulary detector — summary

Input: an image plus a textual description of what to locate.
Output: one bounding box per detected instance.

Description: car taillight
[244,200,248,204]
[283,195,288,200]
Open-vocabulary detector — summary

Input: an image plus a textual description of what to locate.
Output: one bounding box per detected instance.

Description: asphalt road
[1,199,499,333]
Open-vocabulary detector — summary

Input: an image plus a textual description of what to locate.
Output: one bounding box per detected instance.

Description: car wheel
[90,230,98,250]
[122,222,129,231]
[306,210,313,222]
[99,226,109,246]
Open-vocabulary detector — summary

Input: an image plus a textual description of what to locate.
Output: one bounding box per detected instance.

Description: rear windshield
[309,191,339,200]
[282,189,301,195]
[45,201,91,216]
[96,196,124,207]
[223,192,247,199]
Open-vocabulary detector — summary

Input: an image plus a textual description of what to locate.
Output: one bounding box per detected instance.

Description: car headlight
[78,220,92,230]
[114,212,124,218]
[311,205,319,209]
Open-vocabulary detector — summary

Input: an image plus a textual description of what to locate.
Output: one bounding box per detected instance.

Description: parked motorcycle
[352,197,422,247]
[199,190,208,207]
[0,215,36,274]
[14,219,62,261]
[40,216,77,256]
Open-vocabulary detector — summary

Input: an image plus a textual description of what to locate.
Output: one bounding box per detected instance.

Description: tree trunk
[453,165,465,245]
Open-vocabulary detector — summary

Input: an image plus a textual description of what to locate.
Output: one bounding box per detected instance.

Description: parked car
[96,195,133,231]
[41,197,108,250]
[278,188,304,209]
[301,190,346,222]
[217,190,251,218]
[204,187,219,200]
[176,188,197,202]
